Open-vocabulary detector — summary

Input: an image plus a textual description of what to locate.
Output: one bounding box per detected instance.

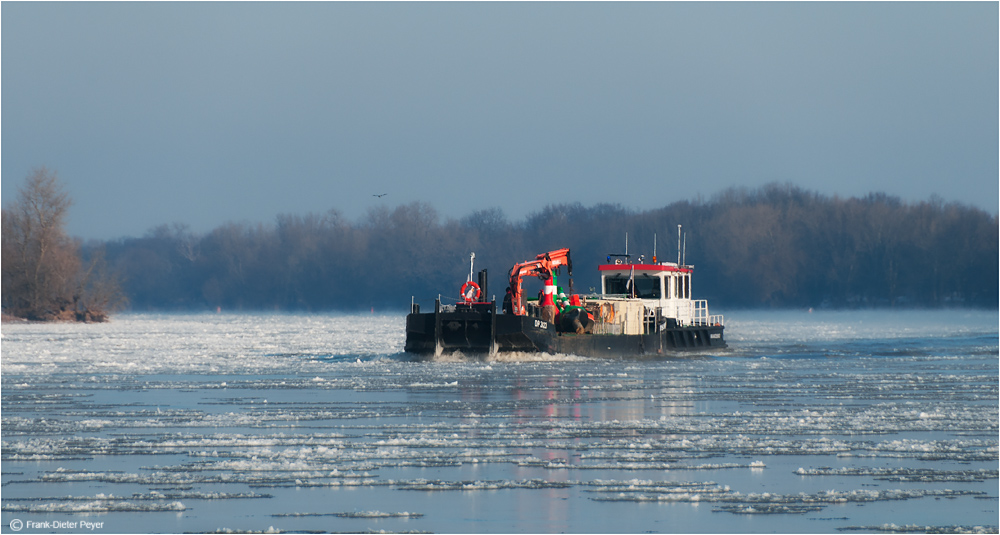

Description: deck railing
[691,300,724,326]
[588,298,724,332]
[592,322,623,335]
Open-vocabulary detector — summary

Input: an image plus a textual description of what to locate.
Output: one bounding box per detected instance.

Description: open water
[1,310,997,534]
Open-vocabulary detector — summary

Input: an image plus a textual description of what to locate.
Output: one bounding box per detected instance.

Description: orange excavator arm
[507,248,572,316]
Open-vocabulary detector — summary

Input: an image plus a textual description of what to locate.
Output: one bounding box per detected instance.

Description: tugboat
[404,229,725,358]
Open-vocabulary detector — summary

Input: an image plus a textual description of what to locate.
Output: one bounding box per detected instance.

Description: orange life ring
[460,281,481,302]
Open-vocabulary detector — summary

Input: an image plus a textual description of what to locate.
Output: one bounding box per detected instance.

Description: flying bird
[373,193,388,198]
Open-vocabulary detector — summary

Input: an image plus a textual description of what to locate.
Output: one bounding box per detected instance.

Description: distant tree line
[90,183,997,312]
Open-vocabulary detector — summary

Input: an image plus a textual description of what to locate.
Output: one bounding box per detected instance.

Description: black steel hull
[404,304,726,358]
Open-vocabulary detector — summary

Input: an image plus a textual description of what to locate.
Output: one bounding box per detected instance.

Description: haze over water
[1,310,997,533]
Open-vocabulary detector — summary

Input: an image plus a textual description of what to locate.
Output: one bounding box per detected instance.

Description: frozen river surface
[2,310,997,534]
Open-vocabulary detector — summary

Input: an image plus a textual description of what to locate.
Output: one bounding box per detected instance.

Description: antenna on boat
[653,233,657,263]
[682,232,687,266]
[677,225,682,266]
[469,252,476,282]
[625,232,629,261]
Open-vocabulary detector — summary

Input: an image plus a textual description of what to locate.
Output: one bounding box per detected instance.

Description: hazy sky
[3,2,997,240]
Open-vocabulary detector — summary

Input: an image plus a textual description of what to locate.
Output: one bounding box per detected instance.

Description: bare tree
[2,167,123,321]
[74,247,128,321]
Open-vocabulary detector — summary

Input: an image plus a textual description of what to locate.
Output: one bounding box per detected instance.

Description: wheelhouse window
[604,274,661,298]
[670,273,690,299]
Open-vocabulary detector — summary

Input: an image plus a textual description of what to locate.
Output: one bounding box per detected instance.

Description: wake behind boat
[405,229,726,358]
